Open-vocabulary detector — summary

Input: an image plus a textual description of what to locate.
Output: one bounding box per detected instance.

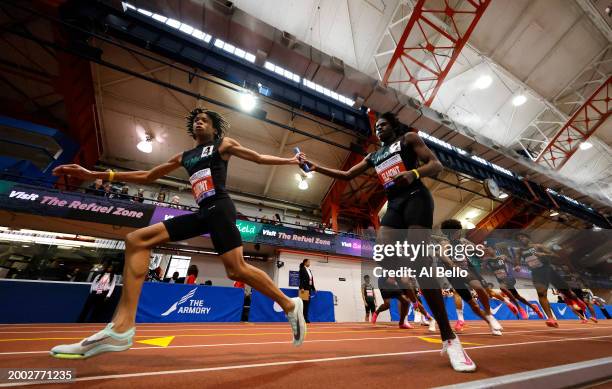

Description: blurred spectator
[204,280,212,286]
[133,188,145,203]
[68,268,80,282]
[274,213,282,224]
[78,263,117,323]
[165,271,180,284]
[155,192,167,207]
[186,265,198,284]
[117,186,130,200]
[170,195,182,209]
[103,182,115,198]
[86,179,104,196]
[260,215,269,223]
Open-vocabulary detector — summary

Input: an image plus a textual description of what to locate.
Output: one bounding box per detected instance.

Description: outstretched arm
[53,153,183,184]
[220,137,300,166]
[304,157,370,181]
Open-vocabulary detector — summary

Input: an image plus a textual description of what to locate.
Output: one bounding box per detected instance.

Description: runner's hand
[52,164,94,180]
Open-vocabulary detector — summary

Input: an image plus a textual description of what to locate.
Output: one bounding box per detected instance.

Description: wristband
[108,170,115,182]
[411,169,420,180]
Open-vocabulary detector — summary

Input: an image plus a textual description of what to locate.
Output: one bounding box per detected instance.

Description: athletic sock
[456,308,464,321]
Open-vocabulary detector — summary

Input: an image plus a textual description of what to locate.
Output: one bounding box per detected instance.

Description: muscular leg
[113,223,171,332]
[220,246,294,313]
[376,298,391,314]
[403,226,455,341]
[535,284,553,319]
[469,279,491,315]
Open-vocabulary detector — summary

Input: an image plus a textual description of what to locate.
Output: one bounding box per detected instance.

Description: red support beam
[382,0,491,106]
[536,77,611,169]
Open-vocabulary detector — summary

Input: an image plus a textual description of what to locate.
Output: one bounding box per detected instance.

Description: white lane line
[0,334,610,387]
[1,326,610,356]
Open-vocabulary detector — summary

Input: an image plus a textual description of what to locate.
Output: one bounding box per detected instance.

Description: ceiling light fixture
[464,221,476,229]
[239,92,257,112]
[465,209,480,219]
[579,141,593,150]
[550,211,559,217]
[512,94,527,106]
[499,192,509,199]
[298,179,309,190]
[137,134,153,153]
[474,75,493,90]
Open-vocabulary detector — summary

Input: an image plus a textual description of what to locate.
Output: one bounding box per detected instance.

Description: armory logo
[161,288,212,316]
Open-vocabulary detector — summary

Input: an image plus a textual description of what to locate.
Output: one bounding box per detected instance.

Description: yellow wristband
[108,170,115,182]
[411,169,420,180]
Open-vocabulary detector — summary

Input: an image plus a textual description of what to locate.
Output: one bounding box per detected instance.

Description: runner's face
[517,235,530,245]
[193,113,215,138]
[375,119,394,142]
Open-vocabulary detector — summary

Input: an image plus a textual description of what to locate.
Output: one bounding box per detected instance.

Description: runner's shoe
[428,319,437,333]
[371,312,378,325]
[286,297,306,346]
[50,323,134,359]
[545,319,559,328]
[399,322,413,329]
[454,320,465,333]
[441,336,476,372]
[488,315,503,331]
[518,306,528,320]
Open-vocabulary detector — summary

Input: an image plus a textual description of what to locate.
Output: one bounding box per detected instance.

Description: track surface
[0,321,610,388]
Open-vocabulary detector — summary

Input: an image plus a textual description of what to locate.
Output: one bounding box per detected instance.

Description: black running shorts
[162,197,242,254]
[365,298,376,314]
[381,188,434,228]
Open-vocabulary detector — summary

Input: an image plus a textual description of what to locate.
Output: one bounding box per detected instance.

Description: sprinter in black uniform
[362,275,377,322]
[50,108,306,359]
[483,246,543,320]
[300,112,476,372]
[514,232,583,328]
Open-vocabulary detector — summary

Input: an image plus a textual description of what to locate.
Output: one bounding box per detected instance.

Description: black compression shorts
[365,299,376,314]
[530,265,570,290]
[380,289,404,301]
[162,197,242,254]
[446,276,474,302]
[381,188,434,228]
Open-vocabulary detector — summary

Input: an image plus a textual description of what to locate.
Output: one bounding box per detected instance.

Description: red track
[0,321,610,388]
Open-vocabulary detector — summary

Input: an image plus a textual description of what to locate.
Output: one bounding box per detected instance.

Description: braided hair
[186,107,230,140]
[379,111,413,137]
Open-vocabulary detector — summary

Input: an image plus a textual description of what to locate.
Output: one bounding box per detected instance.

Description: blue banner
[249,288,335,322]
[136,283,243,323]
[550,302,579,320]
[288,271,300,287]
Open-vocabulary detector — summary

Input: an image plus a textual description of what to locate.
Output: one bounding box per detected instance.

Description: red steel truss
[536,76,611,169]
[382,0,490,106]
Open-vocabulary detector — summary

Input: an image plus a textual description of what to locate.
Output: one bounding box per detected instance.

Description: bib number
[189,168,216,203]
[366,288,374,297]
[375,154,407,188]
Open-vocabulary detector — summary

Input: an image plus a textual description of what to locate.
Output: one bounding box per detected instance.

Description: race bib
[375,154,407,188]
[365,288,374,297]
[189,168,216,203]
